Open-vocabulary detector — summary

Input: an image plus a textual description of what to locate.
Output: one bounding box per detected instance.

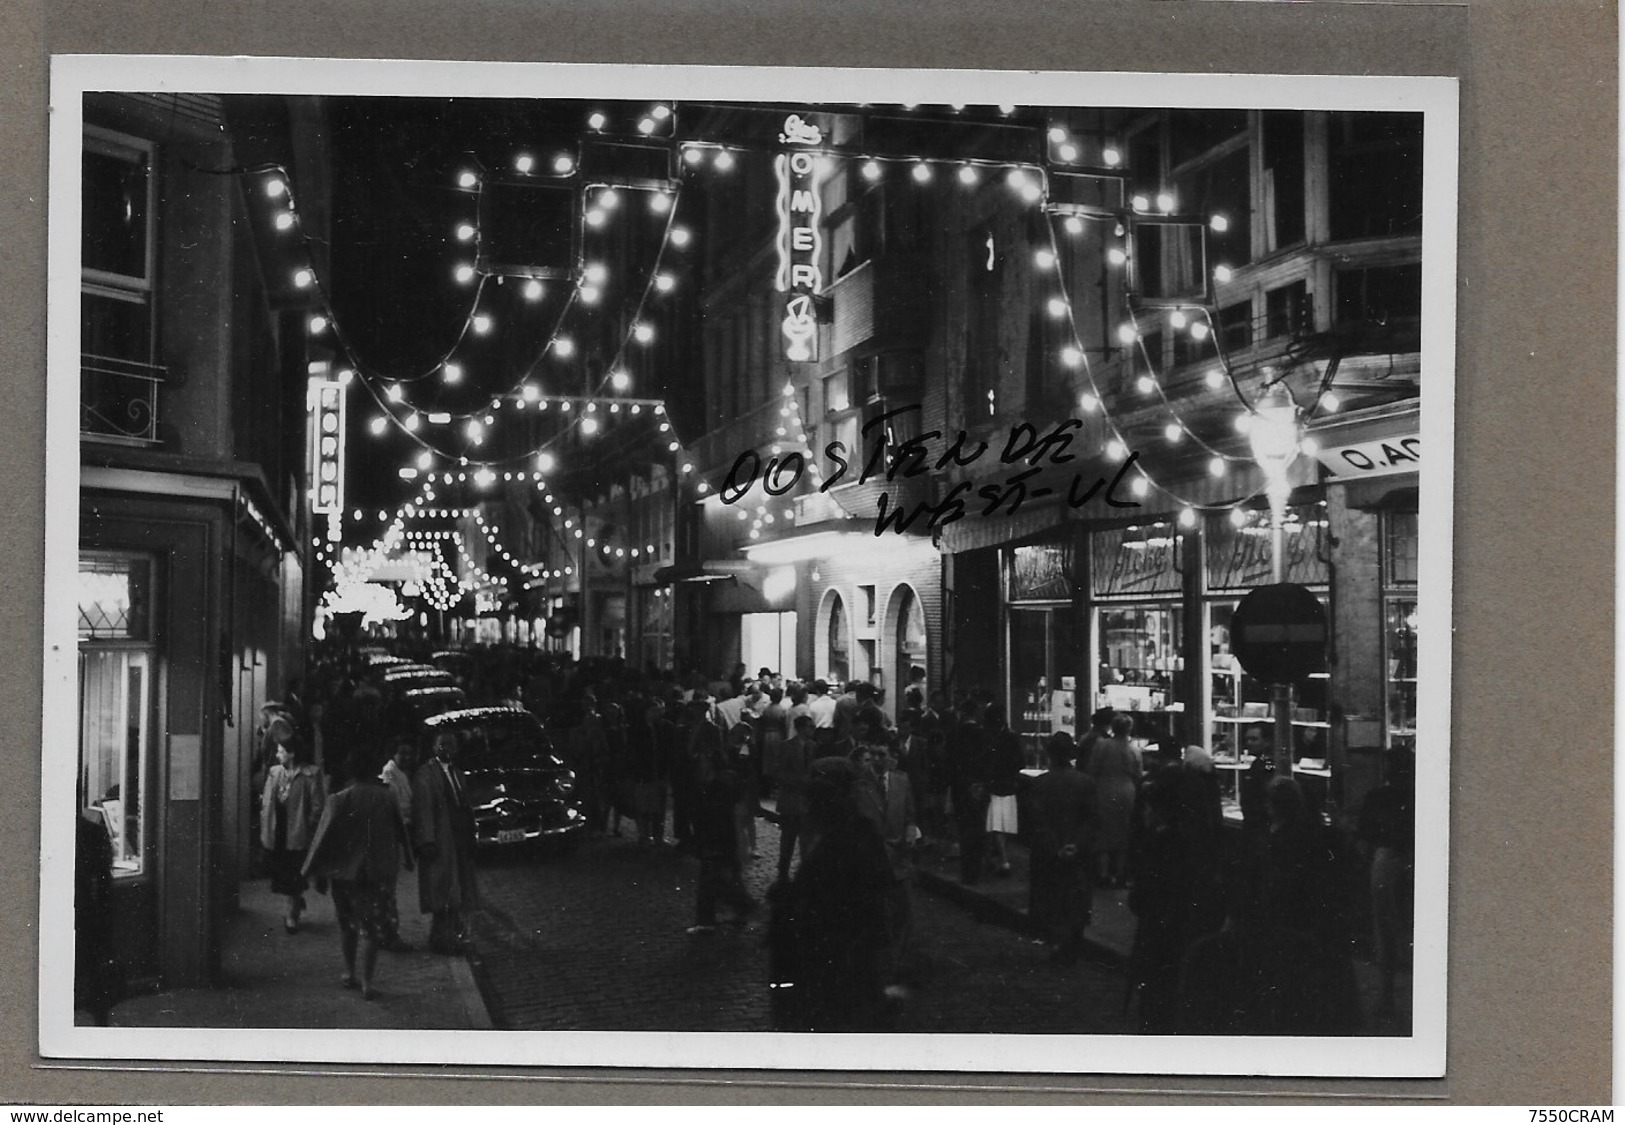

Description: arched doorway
[884,582,929,716]
[816,588,851,685]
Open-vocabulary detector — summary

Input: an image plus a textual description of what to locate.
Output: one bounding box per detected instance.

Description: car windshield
[452,716,554,770]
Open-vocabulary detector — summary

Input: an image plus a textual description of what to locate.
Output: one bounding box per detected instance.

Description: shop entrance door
[741,611,797,680]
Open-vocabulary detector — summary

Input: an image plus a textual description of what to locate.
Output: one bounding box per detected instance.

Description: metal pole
[579,501,593,658]
[1270,496,1295,775]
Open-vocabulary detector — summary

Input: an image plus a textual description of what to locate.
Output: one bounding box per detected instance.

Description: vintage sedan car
[418,707,584,848]
[384,685,469,740]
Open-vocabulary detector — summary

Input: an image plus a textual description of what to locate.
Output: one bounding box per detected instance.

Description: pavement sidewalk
[106,869,492,1030]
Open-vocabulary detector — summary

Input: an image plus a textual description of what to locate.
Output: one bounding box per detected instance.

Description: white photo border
[41,54,1459,1077]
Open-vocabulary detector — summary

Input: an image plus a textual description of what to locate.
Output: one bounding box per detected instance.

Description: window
[1383,511,1420,752]
[860,584,877,626]
[77,554,156,879]
[1329,113,1423,240]
[1265,280,1311,341]
[826,594,851,683]
[1172,144,1251,268]
[1217,300,1254,354]
[1261,111,1306,251]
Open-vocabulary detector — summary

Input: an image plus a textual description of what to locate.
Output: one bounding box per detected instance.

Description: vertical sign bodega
[775,114,824,362]
[308,374,346,515]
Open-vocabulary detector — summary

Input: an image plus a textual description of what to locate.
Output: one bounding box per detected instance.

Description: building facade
[77,93,310,987]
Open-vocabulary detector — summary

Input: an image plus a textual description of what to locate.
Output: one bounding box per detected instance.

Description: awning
[651,560,753,587]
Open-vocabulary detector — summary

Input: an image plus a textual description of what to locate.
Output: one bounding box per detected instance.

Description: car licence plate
[496,829,526,844]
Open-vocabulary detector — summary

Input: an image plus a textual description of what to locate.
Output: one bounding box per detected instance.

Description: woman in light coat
[260,733,327,932]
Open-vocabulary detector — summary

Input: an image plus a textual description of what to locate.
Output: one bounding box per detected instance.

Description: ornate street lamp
[1246,382,1304,774]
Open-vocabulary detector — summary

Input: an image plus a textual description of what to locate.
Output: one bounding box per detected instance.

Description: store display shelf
[1211,715,1329,729]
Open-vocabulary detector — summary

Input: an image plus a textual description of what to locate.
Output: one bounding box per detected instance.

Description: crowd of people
[72,641,1414,1031]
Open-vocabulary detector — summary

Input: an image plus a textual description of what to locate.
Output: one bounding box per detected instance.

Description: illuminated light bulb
[1178,507,1197,529]
[1033,248,1057,270]
[1060,346,1083,368]
[957,165,979,185]
[559,400,572,411]
[631,548,640,558]
[1190,321,1211,341]
[1131,475,1149,498]
[455,222,476,242]
[1058,143,1079,162]
[1137,375,1156,394]
[911,162,932,183]
[1064,216,1084,236]
[1047,125,1068,144]
[1131,194,1149,212]
[1107,247,1128,266]
[763,514,775,525]
[1156,192,1176,213]
[416,451,434,470]
[737,509,748,521]
[337,367,354,386]
[1116,323,1138,345]
[714,150,735,171]
[862,161,882,181]
[669,226,691,247]
[683,147,703,166]
[629,404,641,414]
[458,170,478,189]
[308,315,328,334]
[749,529,761,540]
[523,279,544,301]
[599,188,620,209]
[585,209,607,228]
[776,426,786,436]
[650,192,672,215]
[554,337,575,358]
[1214,264,1233,283]
[1103,147,1122,167]
[1300,436,1320,456]
[1047,298,1068,318]
[611,369,632,391]
[1022,181,1042,203]
[999,104,1016,114]
[654,272,675,292]
[637,117,656,135]
[369,416,388,435]
[265,178,287,199]
[1205,368,1225,389]
[1321,392,1341,413]
[1079,392,1099,413]
[405,414,421,432]
[586,538,596,548]
[633,323,654,344]
[579,286,601,305]
[1210,214,1229,233]
[1106,439,1127,461]
[1234,412,1255,435]
[587,111,607,130]
[1209,456,1226,478]
[443,362,463,384]
[698,481,709,493]
[484,413,495,425]
[1168,311,1188,330]
[387,384,403,403]
[658,422,670,432]
[1164,422,1183,443]
[553,154,575,174]
[683,463,694,473]
[1006,169,1029,190]
[274,212,295,232]
[515,154,534,174]
[609,403,620,413]
[472,314,492,335]
[1230,507,1248,527]
[580,416,599,435]
[293,268,313,288]
[454,264,475,284]
[668,441,679,452]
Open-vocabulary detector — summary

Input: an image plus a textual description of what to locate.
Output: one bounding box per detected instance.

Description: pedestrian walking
[1026,733,1097,965]
[302,746,416,1000]
[412,730,480,955]
[260,730,327,933]
[982,704,1023,877]
[1084,712,1142,888]
[773,714,818,882]
[377,737,416,951]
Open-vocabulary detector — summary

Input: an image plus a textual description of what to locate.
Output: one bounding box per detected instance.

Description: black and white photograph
[42,57,1456,1076]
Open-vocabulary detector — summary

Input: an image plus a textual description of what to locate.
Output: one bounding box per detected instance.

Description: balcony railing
[81,353,165,445]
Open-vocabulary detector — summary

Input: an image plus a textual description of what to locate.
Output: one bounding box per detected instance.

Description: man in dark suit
[411,731,479,955]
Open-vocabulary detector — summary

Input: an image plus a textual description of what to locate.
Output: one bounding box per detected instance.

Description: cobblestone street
[466,814,1135,1035]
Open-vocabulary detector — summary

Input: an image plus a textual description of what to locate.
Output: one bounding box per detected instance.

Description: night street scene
[59,71,1441,1065]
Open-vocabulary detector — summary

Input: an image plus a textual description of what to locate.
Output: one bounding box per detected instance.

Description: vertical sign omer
[774,114,824,362]
[308,372,346,515]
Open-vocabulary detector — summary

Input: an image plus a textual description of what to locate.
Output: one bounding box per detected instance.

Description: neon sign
[308,375,346,515]
[775,114,824,362]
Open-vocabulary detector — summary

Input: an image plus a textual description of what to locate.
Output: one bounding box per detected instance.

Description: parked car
[384,685,469,740]
[380,665,459,695]
[418,707,584,849]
